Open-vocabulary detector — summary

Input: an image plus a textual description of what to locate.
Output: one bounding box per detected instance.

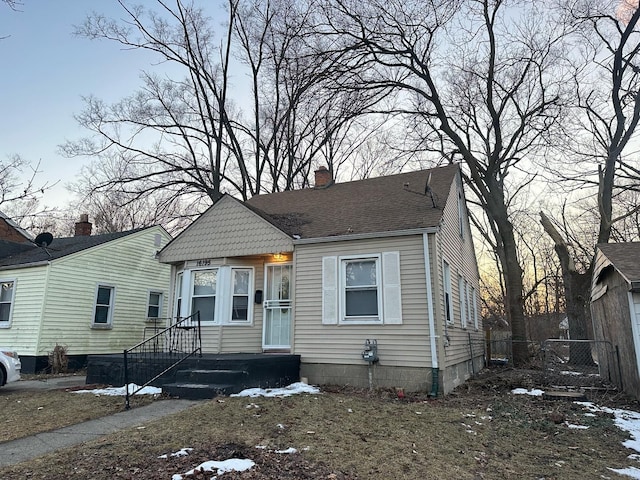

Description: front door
[263,264,292,350]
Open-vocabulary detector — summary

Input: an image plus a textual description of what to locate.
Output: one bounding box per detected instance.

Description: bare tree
[62,0,378,214]
[0,156,51,210]
[321,0,570,363]
[540,0,640,357]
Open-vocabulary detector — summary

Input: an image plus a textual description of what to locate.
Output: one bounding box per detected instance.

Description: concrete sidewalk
[0,398,200,467]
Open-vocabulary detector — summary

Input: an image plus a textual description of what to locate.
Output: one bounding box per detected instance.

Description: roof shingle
[0,228,148,268]
[245,164,458,239]
[598,242,640,283]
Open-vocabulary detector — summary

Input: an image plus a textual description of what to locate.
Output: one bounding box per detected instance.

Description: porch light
[273,252,287,261]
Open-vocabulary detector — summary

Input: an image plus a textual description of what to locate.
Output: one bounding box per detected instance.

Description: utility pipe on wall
[423,233,440,397]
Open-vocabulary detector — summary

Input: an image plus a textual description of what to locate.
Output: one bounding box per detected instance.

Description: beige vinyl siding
[294,235,433,368]
[36,227,172,356]
[0,266,47,356]
[186,256,265,354]
[436,174,483,368]
[160,196,293,263]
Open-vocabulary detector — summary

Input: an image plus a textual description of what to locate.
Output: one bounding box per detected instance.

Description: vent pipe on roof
[314,166,333,188]
[75,214,93,236]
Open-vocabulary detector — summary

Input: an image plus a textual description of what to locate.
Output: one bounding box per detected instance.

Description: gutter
[423,233,440,397]
[0,260,50,271]
[293,227,440,245]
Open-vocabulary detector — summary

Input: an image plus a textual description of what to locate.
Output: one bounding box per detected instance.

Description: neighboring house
[0,216,172,373]
[0,210,33,243]
[591,242,640,399]
[158,164,482,395]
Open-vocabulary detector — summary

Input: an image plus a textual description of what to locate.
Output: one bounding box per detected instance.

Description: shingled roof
[0,228,148,269]
[245,164,458,239]
[597,242,640,283]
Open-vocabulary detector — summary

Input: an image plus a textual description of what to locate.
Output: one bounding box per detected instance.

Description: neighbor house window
[231,268,251,322]
[147,291,163,320]
[342,256,381,321]
[0,280,15,326]
[94,285,115,326]
[191,269,217,323]
[443,261,453,324]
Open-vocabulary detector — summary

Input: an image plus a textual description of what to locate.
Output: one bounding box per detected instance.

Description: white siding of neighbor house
[159,196,293,263]
[184,256,266,354]
[293,235,434,368]
[435,174,483,369]
[0,266,48,355]
[33,227,172,357]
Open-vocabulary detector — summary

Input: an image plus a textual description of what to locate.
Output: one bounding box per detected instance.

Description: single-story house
[158,164,482,394]
[591,242,640,398]
[0,215,172,373]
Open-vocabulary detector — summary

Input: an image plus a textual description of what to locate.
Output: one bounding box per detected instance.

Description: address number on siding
[196,259,211,267]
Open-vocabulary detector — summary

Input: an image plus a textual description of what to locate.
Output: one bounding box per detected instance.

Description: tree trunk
[540,212,594,365]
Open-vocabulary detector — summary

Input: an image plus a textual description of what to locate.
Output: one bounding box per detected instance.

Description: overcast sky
[0,1,223,211]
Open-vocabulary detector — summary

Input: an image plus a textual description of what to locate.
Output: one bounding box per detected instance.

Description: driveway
[1,375,87,392]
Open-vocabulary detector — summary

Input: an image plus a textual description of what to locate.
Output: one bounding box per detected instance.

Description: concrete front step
[162,382,238,400]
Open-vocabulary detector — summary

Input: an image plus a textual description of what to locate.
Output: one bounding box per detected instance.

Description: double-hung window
[322,252,401,325]
[458,275,467,328]
[147,291,163,320]
[0,280,15,327]
[191,269,217,323]
[443,261,453,324]
[231,268,251,322]
[94,285,115,327]
[343,257,380,320]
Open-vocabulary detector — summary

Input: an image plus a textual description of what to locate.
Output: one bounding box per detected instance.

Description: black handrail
[124,312,201,409]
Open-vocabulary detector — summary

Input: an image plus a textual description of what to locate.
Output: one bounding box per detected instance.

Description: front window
[0,281,15,326]
[231,268,251,322]
[342,257,380,321]
[147,291,163,319]
[191,269,217,323]
[94,285,114,326]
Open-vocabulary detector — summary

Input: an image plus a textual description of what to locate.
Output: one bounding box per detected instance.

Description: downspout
[423,233,439,397]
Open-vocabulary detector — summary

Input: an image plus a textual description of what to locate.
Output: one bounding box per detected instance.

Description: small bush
[48,344,69,374]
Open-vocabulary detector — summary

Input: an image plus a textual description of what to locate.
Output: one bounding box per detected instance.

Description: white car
[0,348,21,387]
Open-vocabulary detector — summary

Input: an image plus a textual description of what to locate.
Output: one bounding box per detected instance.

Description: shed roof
[245,164,458,239]
[597,242,640,283]
[0,228,149,268]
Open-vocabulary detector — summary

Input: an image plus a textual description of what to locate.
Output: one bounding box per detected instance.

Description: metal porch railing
[124,312,201,409]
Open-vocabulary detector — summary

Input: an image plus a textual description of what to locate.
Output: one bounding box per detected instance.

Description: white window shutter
[322,256,338,325]
[382,251,402,324]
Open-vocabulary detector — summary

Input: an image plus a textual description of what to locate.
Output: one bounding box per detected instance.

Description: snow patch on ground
[231,382,320,398]
[171,458,255,480]
[72,383,162,396]
[510,388,544,396]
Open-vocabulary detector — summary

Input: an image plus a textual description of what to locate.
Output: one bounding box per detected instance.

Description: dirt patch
[0,367,638,479]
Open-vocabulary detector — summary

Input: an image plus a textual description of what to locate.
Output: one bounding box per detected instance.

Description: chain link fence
[481,335,620,392]
[542,339,620,391]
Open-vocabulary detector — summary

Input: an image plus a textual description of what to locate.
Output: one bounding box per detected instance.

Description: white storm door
[263,264,292,350]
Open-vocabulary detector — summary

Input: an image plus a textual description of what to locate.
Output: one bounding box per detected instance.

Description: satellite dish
[34,232,54,248]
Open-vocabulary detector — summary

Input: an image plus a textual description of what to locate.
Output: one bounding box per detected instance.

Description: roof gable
[597,242,640,283]
[159,195,294,263]
[245,164,458,239]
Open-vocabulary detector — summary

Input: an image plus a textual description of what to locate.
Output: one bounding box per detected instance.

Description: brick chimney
[314,166,333,188]
[74,214,92,236]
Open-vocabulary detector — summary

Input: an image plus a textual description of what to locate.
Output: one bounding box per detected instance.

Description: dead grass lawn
[0,369,639,479]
